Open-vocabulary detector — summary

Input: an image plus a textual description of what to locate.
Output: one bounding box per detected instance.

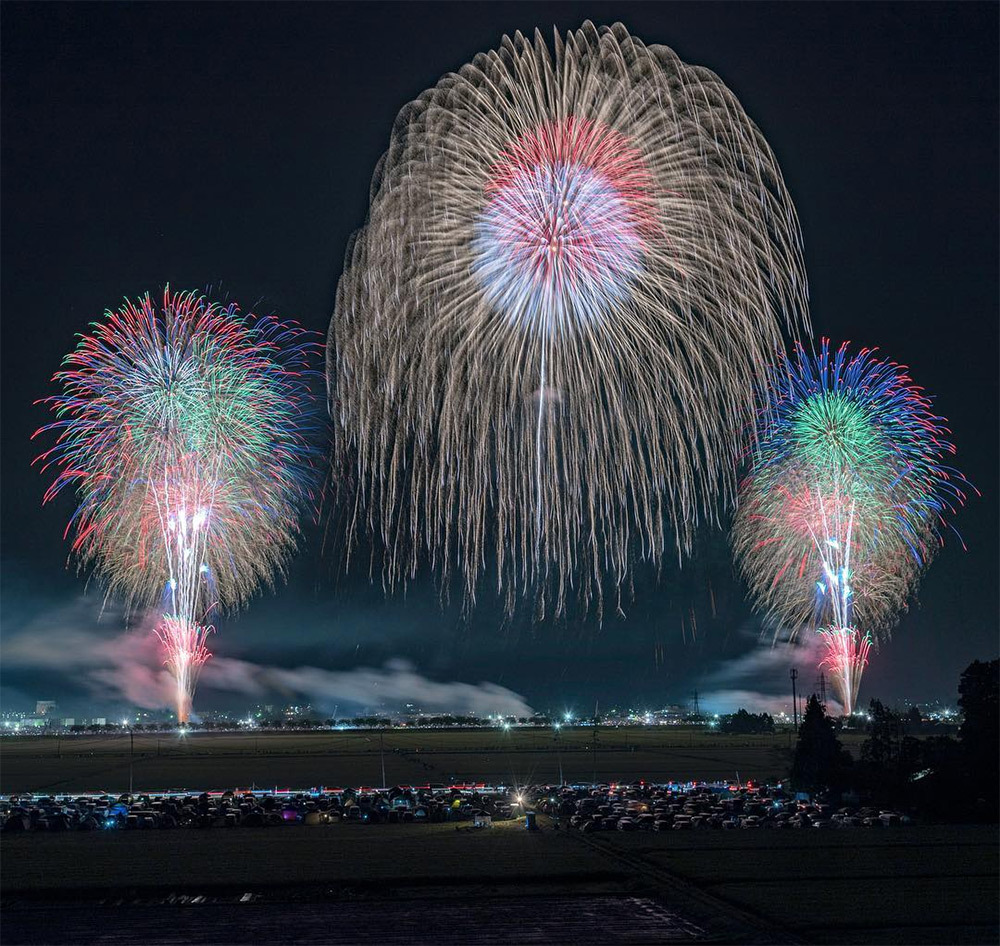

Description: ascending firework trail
[35,289,320,721]
[329,22,810,618]
[731,340,972,713]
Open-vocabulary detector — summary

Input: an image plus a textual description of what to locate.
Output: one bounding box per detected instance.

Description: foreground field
[0,727,865,794]
[2,822,995,945]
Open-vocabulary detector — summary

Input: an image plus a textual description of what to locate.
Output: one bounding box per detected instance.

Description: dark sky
[2,2,997,718]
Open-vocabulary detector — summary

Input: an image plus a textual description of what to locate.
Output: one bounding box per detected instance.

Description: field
[2,730,995,944]
[2,820,996,944]
[0,727,871,794]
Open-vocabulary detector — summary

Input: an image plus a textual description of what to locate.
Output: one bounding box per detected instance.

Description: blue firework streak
[33,288,325,720]
[732,337,975,712]
[750,338,971,557]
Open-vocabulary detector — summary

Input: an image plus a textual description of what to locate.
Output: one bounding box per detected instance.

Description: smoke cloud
[1,597,534,717]
[697,621,840,715]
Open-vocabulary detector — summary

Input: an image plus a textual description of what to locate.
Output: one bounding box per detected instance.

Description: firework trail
[329,22,809,617]
[732,339,970,713]
[818,626,872,716]
[35,289,320,720]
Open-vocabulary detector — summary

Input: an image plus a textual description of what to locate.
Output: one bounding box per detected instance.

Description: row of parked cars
[0,787,516,833]
[531,782,912,832]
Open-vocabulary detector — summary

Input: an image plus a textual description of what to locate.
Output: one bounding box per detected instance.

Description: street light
[122,721,134,794]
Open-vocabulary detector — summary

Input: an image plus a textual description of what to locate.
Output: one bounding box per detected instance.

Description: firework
[329,22,809,617]
[35,289,319,720]
[818,626,873,717]
[732,339,970,712]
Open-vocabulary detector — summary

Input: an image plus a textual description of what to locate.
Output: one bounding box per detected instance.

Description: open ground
[2,730,995,945]
[0,726,874,794]
[2,819,996,945]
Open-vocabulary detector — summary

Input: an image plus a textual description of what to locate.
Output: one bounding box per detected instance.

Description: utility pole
[554,727,564,786]
[128,726,134,795]
[692,690,701,718]
[816,673,827,710]
[379,728,387,789]
[592,702,599,785]
[790,669,799,730]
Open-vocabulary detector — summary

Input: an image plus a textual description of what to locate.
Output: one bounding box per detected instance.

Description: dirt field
[1,727,867,794]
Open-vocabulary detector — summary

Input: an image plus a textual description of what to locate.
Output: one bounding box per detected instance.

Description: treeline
[717,709,775,734]
[790,658,998,822]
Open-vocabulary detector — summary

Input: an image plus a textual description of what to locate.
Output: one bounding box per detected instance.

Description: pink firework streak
[154,617,213,724]
[819,626,873,716]
[34,289,322,724]
[473,117,659,332]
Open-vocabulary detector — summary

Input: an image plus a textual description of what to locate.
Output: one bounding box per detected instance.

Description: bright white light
[564,712,572,722]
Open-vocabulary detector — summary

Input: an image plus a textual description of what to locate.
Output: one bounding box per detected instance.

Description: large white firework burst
[329,22,809,617]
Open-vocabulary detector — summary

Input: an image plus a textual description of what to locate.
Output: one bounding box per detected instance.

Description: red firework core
[485,117,659,234]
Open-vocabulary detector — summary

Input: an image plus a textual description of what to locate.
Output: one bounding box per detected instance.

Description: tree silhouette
[861,699,902,768]
[720,708,775,734]
[791,695,852,793]
[958,658,999,817]
[904,705,923,733]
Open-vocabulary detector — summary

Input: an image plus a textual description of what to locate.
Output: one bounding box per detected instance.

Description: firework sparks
[818,626,872,716]
[732,339,971,712]
[329,22,809,617]
[35,289,320,720]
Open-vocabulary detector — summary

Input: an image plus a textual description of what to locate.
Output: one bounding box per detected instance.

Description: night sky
[2,2,996,718]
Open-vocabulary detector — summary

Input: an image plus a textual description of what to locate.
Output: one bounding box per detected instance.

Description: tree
[958,658,999,816]
[790,695,853,793]
[860,699,903,768]
[959,660,999,773]
[719,708,775,735]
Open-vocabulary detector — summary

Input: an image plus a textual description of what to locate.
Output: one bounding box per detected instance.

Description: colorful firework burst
[818,626,873,717]
[732,339,971,713]
[35,289,320,720]
[329,22,809,617]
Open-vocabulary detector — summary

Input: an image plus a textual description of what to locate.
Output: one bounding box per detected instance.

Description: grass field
[0,726,860,794]
[592,825,999,944]
[13,726,989,944]
[2,820,995,944]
